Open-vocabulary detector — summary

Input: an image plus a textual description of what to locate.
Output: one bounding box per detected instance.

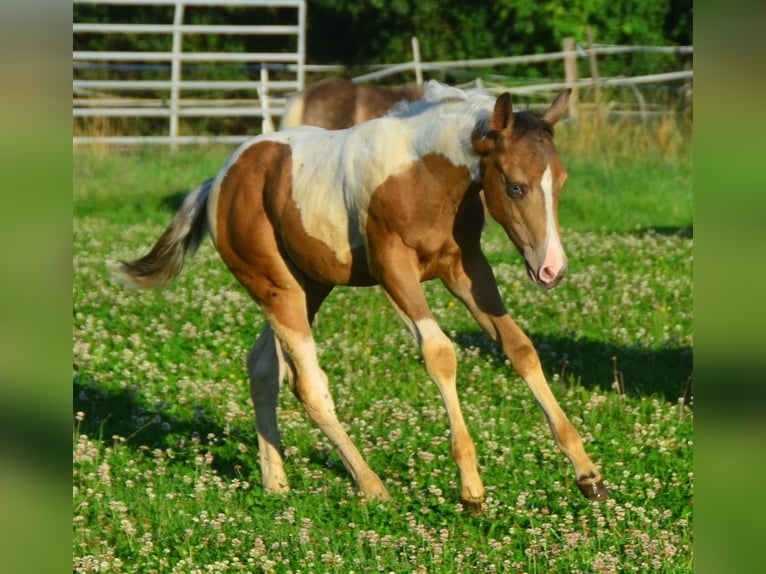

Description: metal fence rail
[73,0,306,146]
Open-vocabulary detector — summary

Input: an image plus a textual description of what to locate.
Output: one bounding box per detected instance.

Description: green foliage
[307,0,691,78]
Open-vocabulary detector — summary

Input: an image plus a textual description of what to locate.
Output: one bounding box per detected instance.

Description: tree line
[308,0,692,79]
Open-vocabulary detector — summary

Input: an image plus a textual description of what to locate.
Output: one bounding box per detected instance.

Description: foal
[111,81,608,509]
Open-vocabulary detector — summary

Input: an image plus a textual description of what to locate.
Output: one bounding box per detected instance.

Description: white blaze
[540,164,566,280]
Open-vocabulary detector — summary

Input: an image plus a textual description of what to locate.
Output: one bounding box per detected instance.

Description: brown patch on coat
[214,141,288,296]
[278,192,377,287]
[214,141,307,336]
[215,140,376,299]
[365,153,482,282]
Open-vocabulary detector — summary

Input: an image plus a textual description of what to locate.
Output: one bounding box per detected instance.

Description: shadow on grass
[632,225,693,238]
[73,370,257,478]
[454,331,692,403]
[160,190,189,213]
[72,369,353,483]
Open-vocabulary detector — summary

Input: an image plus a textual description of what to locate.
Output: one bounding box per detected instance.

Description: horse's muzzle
[526,261,568,290]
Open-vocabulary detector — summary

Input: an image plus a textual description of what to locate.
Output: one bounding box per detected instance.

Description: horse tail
[108,178,214,289]
[279,92,304,129]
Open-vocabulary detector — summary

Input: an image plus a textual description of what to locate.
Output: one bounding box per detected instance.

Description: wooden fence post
[585,27,602,111]
[562,36,579,121]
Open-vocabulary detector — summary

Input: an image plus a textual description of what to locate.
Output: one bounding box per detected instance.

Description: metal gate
[73,0,306,145]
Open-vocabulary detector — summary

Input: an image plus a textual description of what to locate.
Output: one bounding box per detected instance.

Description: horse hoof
[577,477,609,501]
[264,484,290,496]
[460,497,485,515]
[361,484,391,503]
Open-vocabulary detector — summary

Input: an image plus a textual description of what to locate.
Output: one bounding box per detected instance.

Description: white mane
[378,81,494,180]
[387,80,494,119]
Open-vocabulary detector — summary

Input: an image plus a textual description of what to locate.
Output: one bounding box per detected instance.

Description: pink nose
[537,243,568,289]
[539,264,558,283]
[538,262,568,288]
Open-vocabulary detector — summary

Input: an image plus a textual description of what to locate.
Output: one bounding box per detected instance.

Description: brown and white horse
[110,81,608,509]
[280,76,425,130]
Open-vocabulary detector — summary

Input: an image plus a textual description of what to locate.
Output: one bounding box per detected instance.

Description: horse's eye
[507,182,525,198]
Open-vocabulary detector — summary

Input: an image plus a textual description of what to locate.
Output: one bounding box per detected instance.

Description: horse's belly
[283,238,377,287]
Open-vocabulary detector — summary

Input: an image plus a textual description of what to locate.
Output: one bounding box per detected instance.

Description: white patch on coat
[413,317,448,348]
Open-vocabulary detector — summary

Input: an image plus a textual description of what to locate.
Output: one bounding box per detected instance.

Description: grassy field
[73,117,693,573]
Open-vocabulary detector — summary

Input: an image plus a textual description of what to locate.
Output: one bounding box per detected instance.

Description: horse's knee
[422,337,457,382]
[504,340,541,377]
[414,319,457,382]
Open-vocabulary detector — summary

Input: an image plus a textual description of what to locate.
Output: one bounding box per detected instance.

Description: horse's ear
[542,89,571,126]
[490,92,514,134]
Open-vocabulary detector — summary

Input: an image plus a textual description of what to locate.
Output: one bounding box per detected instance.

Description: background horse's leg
[265,281,390,502]
[441,248,608,500]
[248,324,290,493]
[378,258,485,510]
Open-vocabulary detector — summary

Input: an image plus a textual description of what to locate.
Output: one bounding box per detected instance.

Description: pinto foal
[111,81,608,509]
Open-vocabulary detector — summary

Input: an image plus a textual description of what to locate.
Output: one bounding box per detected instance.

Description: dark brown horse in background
[280,77,425,130]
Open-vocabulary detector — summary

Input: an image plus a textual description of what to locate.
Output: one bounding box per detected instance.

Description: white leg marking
[248,327,289,493]
[413,318,485,506]
[274,326,389,500]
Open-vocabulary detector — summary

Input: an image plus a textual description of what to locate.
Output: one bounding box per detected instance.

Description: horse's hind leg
[266,282,390,502]
[248,324,290,493]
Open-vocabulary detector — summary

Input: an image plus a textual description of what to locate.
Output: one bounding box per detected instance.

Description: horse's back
[280,77,426,130]
[286,77,358,130]
[356,83,424,123]
[210,92,483,288]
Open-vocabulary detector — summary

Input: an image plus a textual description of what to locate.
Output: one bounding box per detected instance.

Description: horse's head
[472,90,571,290]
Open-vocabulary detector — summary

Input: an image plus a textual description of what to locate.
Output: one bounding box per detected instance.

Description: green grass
[73,122,692,573]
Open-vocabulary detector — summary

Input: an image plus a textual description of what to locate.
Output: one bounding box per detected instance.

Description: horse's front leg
[377,253,486,510]
[493,321,608,500]
[442,248,608,501]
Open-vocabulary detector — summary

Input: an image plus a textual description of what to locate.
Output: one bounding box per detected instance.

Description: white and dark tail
[108,178,214,289]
